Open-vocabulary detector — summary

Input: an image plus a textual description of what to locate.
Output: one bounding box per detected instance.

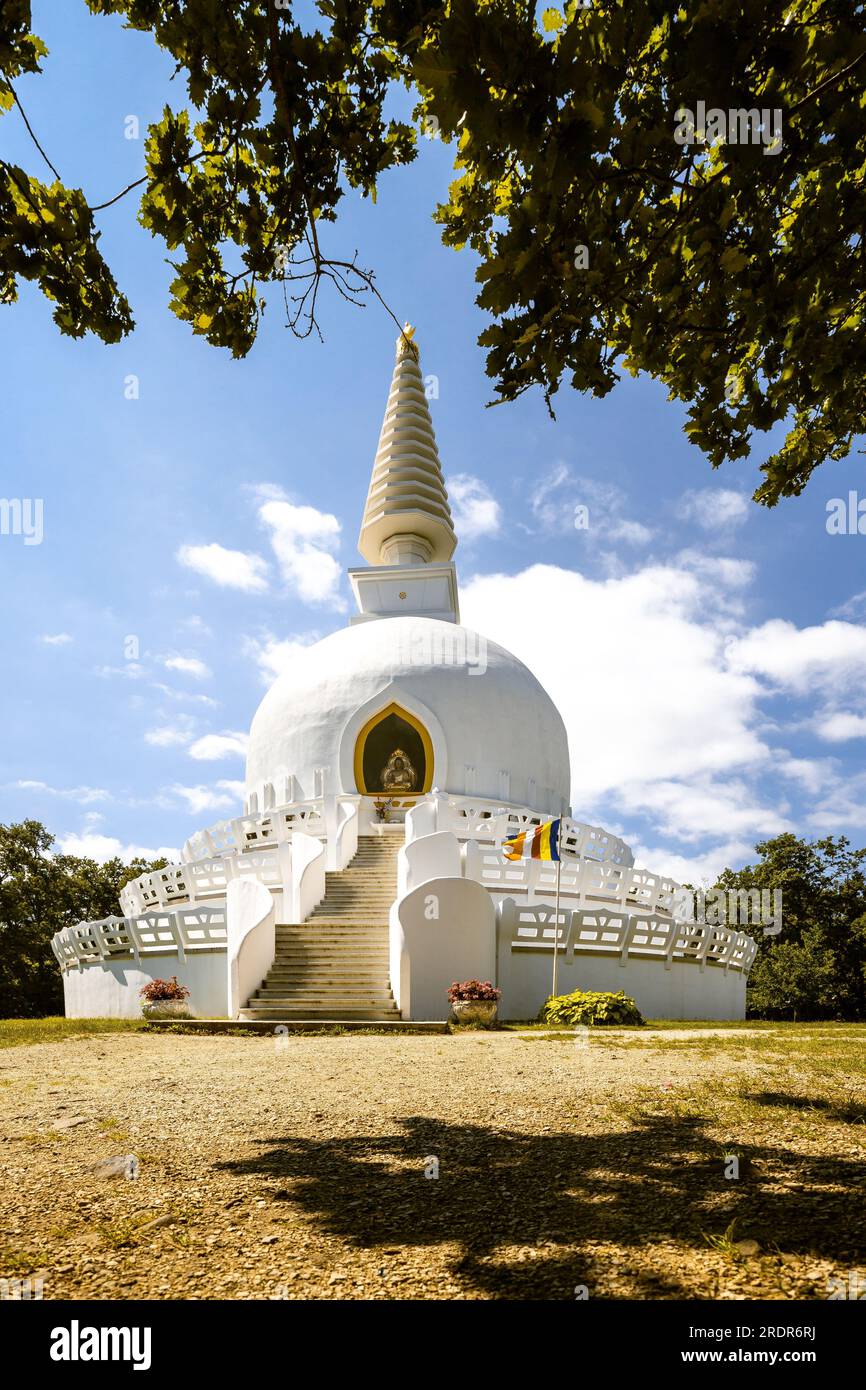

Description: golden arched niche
[353,702,433,796]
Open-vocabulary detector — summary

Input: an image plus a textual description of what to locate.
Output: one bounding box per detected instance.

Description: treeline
[0,820,166,1018]
[715,834,866,1021]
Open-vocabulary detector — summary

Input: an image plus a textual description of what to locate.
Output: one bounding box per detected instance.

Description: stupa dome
[245,615,570,814]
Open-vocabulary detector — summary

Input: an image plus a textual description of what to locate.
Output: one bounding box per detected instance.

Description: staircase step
[274,938,389,945]
[271,958,389,967]
[276,926,388,934]
[267,962,390,970]
[255,985,393,995]
[271,964,389,972]
[254,989,397,1000]
[277,920,389,926]
[273,941,389,950]
[268,957,389,967]
[307,907,393,914]
[276,928,389,939]
[277,923,389,930]
[268,959,390,968]
[272,946,389,956]
[272,944,389,951]
[308,906,393,913]
[310,907,393,911]
[264,985,391,993]
[240,1006,400,1021]
[262,984,391,995]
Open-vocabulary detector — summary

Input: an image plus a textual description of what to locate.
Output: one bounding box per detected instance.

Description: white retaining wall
[62,951,228,1020]
[497,940,747,1021]
[391,879,496,1021]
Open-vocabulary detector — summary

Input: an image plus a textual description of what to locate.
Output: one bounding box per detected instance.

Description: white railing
[120,843,293,917]
[227,879,275,1018]
[180,797,331,862]
[52,904,229,970]
[465,841,680,915]
[333,797,359,871]
[62,816,339,973]
[409,794,635,867]
[123,800,362,917]
[119,794,630,921]
[500,900,758,974]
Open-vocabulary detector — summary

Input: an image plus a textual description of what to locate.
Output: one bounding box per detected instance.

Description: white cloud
[169,781,244,816]
[55,832,179,864]
[529,466,653,545]
[607,519,653,545]
[530,463,579,532]
[176,614,213,638]
[615,777,790,844]
[40,632,73,646]
[258,498,343,606]
[676,488,750,530]
[447,474,501,540]
[462,561,767,812]
[830,590,866,620]
[460,557,866,859]
[12,780,110,806]
[632,838,757,885]
[163,655,211,680]
[676,549,756,591]
[243,632,321,685]
[187,731,249,761]
[815,711,866,742]
[145,719,196,748]
[177,542,269,593]
[95,662,146,681]
[151,682,218,708]
[775,753,836,794]
[728,619,866,693]
[806,771,866,832]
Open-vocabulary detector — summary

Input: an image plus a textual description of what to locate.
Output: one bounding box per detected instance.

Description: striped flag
[502,818,562,862]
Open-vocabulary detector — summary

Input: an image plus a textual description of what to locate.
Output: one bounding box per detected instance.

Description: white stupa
[246,325,569,817]
[53,327,757,1025]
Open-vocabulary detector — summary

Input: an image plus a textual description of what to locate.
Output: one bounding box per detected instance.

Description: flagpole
[551,833,562,999]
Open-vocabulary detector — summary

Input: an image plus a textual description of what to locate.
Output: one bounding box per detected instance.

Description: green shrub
[538,989,644,1027]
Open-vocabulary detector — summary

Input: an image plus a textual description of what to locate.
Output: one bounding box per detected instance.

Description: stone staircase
[239,833,402,1022]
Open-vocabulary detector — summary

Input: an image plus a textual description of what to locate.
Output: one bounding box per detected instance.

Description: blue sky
[2,2,866,882]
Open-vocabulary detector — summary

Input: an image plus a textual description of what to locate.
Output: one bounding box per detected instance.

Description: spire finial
[358,329,457,566]
[397,321,418,360]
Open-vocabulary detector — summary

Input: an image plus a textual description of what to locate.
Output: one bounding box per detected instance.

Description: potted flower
[373,798,393,823]
[140,976,191,1020]
[447,980,501,1026]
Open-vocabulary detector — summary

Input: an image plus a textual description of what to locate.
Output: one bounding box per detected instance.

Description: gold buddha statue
[380,748,417,792]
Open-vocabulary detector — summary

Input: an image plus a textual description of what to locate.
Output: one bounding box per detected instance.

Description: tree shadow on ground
[743,1091,866,1124]
[216,1112,866,1299]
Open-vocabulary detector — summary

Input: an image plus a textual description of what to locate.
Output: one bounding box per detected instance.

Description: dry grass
[0,1023,862,1300]
[0,1017,145,1048]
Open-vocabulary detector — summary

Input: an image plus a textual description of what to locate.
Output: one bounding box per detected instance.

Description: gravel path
[1,1030,863,1300]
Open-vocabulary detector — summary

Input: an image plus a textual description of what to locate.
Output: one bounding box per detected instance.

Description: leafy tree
[2,1,865,503]
[746,929,848,1021]
[714,833,866,1020]
[0,819,166,1018]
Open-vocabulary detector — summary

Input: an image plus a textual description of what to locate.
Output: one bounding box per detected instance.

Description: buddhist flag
[502,818,562,862]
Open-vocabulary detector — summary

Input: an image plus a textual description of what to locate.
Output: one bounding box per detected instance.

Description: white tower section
[351,326,460,624]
